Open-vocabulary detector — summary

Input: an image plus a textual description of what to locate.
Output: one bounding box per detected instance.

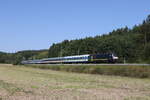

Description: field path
[0,64,150,100]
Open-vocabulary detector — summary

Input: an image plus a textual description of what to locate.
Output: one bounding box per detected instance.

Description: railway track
[44,63,150,66]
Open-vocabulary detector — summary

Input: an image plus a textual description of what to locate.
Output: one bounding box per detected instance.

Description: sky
[0,0,150,52]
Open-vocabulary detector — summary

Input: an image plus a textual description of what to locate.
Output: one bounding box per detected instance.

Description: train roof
[65,54,90,57]
[42,54,90,60]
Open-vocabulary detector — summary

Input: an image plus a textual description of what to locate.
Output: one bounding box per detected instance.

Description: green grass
[26,64,150,78]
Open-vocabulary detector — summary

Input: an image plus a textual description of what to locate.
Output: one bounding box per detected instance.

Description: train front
[90,53,118,63]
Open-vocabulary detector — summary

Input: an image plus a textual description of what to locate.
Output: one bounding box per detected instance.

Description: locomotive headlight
[113,56,118,60]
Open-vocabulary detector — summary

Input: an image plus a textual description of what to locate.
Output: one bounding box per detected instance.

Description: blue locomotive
[21,53,118,64]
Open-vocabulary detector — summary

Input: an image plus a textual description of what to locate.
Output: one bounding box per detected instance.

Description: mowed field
[0,64,150,100]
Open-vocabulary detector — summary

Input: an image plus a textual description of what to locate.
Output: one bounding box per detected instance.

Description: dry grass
[0,64,150,100]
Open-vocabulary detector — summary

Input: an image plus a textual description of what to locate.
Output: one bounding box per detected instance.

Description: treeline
[0,50,48,64]
[0,52,14,63]
[0,15,150,64]
[48,15,150,63]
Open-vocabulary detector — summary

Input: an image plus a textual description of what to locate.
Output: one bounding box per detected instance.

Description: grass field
[0,64,150,100]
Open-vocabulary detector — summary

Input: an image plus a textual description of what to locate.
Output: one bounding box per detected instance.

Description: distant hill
[0,49,48,64]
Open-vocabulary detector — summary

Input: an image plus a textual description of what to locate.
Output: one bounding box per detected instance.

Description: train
[21,53,118,64]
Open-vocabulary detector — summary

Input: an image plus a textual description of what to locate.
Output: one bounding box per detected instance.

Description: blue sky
[0,0,150,52]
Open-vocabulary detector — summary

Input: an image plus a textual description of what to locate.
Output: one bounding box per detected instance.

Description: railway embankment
[25,64,150,78]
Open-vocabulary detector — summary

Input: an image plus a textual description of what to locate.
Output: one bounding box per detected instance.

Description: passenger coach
[21,53,118,64]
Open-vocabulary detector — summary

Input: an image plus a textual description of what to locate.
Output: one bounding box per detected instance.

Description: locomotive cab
[90,53,118,63]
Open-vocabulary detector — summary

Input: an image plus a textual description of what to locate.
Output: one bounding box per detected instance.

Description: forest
[0,15,150,64]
